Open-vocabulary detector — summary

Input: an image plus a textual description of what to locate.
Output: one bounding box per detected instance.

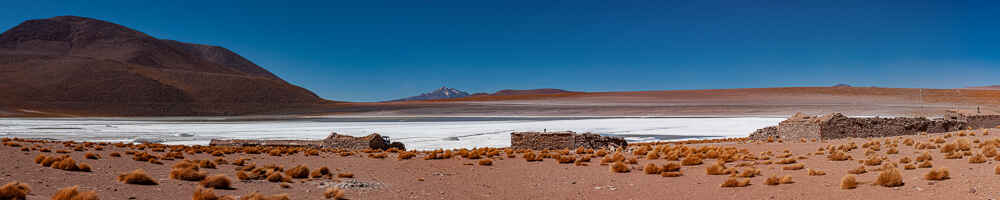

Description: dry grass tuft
[200,160,217,169]
[720,178,751,187]
[109,152,121,157]
[240,192,290,200]
[918,161,933,168]
[765,175,781,185]
[200,174,233,189]
[904,164,916,170]
[780,175,794,184]
[706,163,729,175]
[840,175,858,189]
[681,156,702,166]
[0,181,31,200]
[170,167,207,181]
[397,152,416,160]
[193,187,235,200]
[923,168,950,181]
[643,163,660,174]
[118,169,158,185]
[969,153,987,164]
[847,166,867,174]
[311,167,330,178]
[324,187,345,199]
[285,165,310,179]
[660,171,682,177]
[52,185,98,200]
[873,168,904,187]
[661,162,681,172]
[337,173,354,178]
[610,161,630,173]
[266,172,291,183]
[84,152,100,160]
[782,163,804,170]
[807,168,826,176]
[478,159,493,166]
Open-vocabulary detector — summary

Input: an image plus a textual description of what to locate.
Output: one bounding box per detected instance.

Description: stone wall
[945,110,1000,129]
[210,132,404,150]
[510,131,626,150]
[749,113,970,141]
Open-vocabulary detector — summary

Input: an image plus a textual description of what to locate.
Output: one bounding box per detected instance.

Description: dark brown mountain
[0,16,323,116]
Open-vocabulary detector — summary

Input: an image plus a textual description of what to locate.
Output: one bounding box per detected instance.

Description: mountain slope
[390,87,470,102]
[0,16,323,116]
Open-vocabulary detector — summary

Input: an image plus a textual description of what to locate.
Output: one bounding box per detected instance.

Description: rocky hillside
[0,16,323,116]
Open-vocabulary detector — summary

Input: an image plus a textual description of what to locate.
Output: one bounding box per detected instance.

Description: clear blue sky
[2,1,998,102]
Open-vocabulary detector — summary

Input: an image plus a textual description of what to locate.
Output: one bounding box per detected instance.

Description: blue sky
[2,1,998,102]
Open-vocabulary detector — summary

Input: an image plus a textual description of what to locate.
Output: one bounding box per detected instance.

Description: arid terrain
[2,128,1000,200]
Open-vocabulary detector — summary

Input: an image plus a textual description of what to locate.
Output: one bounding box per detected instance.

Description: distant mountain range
[389,87,471,102]
[390,87,573,102]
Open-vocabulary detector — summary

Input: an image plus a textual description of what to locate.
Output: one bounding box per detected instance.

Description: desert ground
[5,87,1000,118]
[3,128,1000,200]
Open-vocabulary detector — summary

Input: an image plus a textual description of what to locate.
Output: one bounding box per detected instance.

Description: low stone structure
[210,132,405,150]
[944,110,1000,129]
[510,131,627,150]
[749,113,970,141]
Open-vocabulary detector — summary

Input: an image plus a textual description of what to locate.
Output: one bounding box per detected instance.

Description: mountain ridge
[0,16,323,116]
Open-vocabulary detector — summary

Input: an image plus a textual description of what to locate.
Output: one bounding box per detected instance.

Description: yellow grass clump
[780,175,794,184]
[681,156,702,166]
[170,167,207,181]
[266,172,291,183]
[873,168,904,187]
[904,164,916,170]
[924,168,950,181]
[807,168,826,176]
[324,187,345,200]
[52,185,98,200]
[610,161,630,173]
[969,154,987,164]
[916,151,932,162]
[662,162,681,172]
[0,181,31,200]
[337,173,354,178]
[285,165,310,179]
[918,161,933,168]
[840,175,858,189]
[643,163,660,174]
[84,152,100,160]
[397,152,416,160]
[478,159,493,166]
[782,163,804,170]
[733,168,760,178]
[847,166,867,174]
[200,174,233,189]
[118,169,158,185]
[706,163,729,175]
[310,167,330,178]
[765,175,781,185]
[240,192,290,200]
[660,171,682,177]
[720,178,751,187]
[193,187,235,200]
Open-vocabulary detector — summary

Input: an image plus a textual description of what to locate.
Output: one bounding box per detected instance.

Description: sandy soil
[3,128,1000,200]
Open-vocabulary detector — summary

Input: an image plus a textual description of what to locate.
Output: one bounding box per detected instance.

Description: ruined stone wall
[210,133,403,150]
[749,113,970,141]
[817,115,965,139]
[510,132,627,150]
[510,132,575,150]
[776,117,822,141]
[964,115,1000,129]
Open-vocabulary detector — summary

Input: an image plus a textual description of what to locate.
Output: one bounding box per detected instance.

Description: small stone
[594,186,602,190]
[969,188,977,194]
[570,181,576,184]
